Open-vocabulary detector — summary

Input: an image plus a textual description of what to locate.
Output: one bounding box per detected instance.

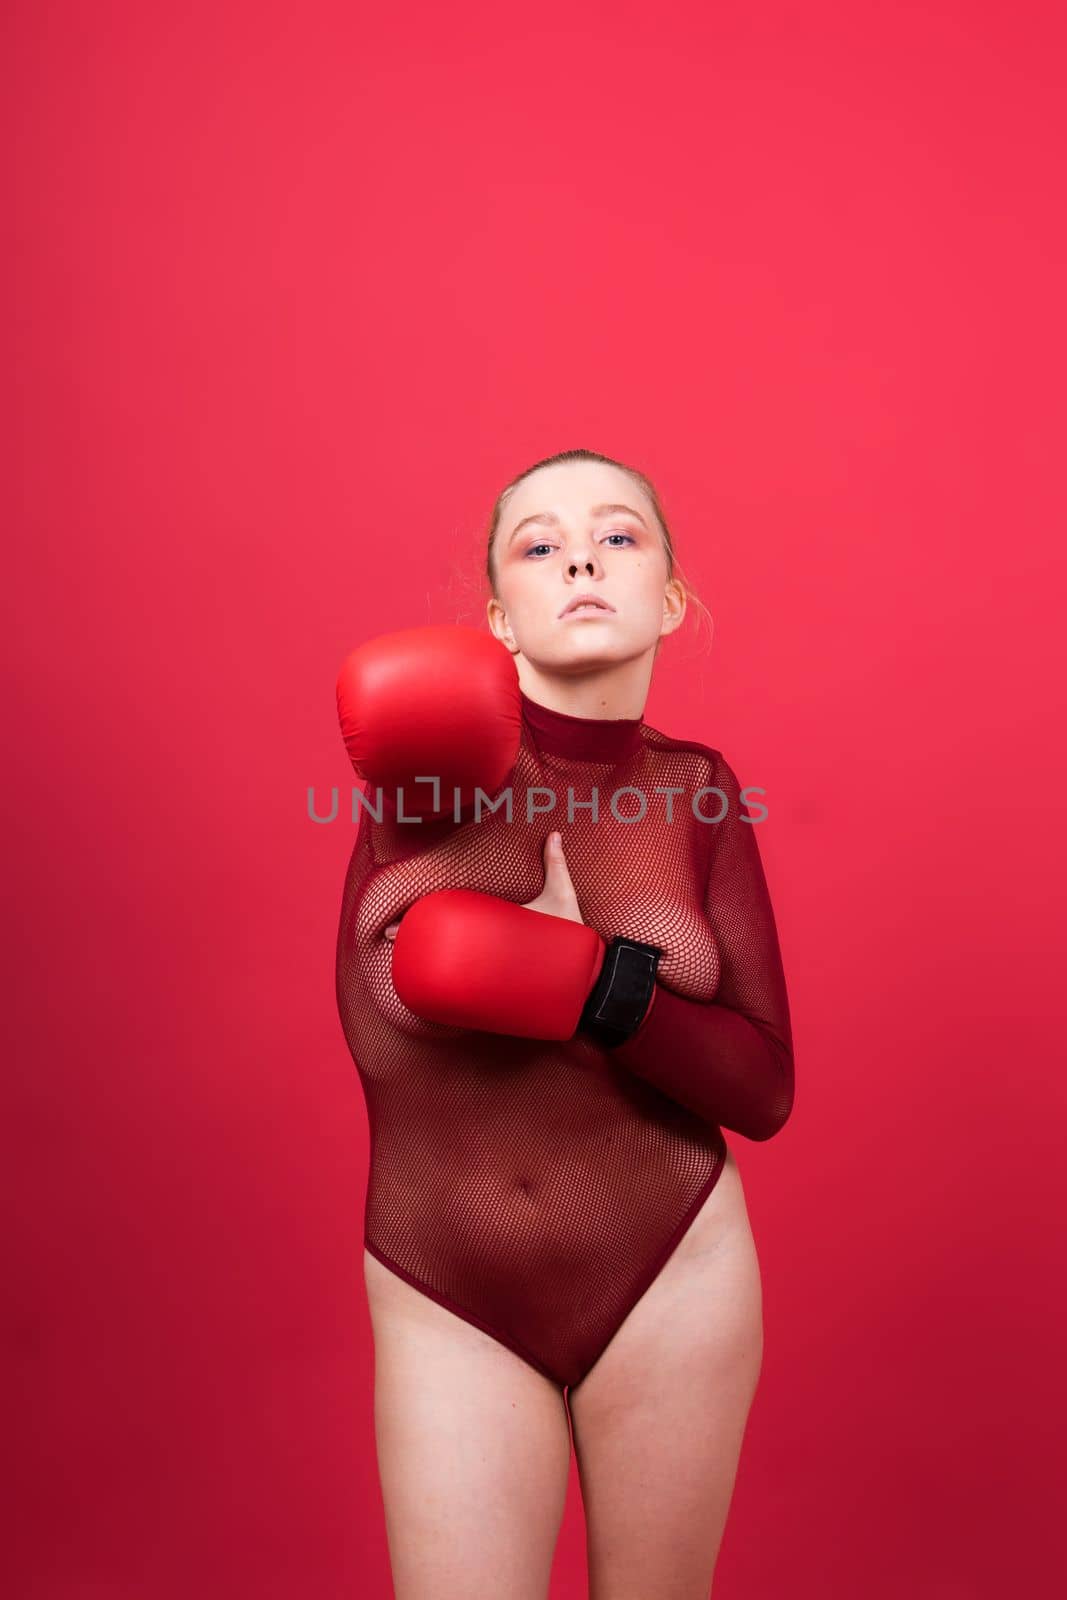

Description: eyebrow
[506,503,650,546]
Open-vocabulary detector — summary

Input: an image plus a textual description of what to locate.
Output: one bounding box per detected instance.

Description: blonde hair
[484,448,712,647]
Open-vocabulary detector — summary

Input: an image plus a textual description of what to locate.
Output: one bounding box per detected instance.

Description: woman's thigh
[566,1149,764,1600]
[363,1249,572,1600]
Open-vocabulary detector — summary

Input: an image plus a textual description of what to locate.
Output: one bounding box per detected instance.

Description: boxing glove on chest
[390,888,663,1046]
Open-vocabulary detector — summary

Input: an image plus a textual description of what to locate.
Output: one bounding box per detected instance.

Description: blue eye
[522,530,636,558]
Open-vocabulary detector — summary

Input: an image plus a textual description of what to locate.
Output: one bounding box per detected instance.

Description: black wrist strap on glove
[579,936,664,1049]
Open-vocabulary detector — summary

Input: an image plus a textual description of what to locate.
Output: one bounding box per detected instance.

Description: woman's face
[486,461,685,674]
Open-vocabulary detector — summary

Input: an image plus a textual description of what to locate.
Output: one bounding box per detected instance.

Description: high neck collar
[519,689,645,762]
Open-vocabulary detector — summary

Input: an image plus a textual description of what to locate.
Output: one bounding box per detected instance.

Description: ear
[486,594,520,654]
[660,577,688,638]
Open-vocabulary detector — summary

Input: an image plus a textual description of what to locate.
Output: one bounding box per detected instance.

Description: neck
[513,658,652,722]
[519,687,645,761]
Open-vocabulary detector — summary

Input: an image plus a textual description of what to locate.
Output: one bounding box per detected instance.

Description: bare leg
[364,1250,572,1600]
[566,1150,764,1600]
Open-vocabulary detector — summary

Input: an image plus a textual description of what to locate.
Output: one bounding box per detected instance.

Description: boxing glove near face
[336,625,522,821]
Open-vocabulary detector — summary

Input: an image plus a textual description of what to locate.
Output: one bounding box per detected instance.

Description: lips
[559,595,616,618]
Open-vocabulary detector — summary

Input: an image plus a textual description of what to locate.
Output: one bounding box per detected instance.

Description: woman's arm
[610,752,795,1142]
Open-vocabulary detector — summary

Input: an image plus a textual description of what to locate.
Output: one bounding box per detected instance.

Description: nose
[566,547,599,578]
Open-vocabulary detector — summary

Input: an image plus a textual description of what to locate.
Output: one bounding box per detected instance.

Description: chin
[555,643,626,668]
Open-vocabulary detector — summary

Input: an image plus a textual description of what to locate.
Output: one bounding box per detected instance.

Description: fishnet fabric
[335,690,794,1390]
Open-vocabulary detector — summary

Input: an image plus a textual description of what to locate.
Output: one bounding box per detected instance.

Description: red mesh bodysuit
[335,689,794,1392]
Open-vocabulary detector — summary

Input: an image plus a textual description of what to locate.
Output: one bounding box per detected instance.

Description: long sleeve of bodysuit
[609,752,795,1142]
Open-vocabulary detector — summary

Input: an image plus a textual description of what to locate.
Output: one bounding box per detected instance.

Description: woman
[335,448,795,1599]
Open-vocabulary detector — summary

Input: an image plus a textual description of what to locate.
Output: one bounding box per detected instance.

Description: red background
[8,3,1066,1596]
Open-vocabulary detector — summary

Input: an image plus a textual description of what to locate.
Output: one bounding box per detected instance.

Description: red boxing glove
[336,625,522,821]
[391,887,664,1044]
[391,888,608,1040]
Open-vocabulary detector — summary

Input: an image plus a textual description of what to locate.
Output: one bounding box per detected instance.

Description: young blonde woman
[335,448,795,1600]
